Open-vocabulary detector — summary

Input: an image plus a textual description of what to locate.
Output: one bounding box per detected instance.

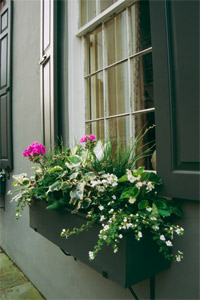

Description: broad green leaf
[130,187,139,198]
[171,206,184,218]
[46,201,61,210]
[151,203,159,217]
[134,167,144,176]
[69,172,79,180]
[70,182,85,201]
[118,174,128,183]
[158,209,171,217]
[154,199,168,209]
[48,166,63,173]
[138,200,149,210]
[47,180,63,193]
[141,172,163,185]
[65,155,82,169]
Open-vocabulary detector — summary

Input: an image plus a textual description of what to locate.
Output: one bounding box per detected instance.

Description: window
[80,0,155,169]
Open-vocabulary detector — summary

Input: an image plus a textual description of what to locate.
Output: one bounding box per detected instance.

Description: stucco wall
[0,1,199,300]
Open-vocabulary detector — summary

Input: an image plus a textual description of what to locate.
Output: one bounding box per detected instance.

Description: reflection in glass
[107,116,130,150]
[86,72,104,120]
[106,62,129,116]
[105,10,128,66]
[80,0,96,27]
[130,1,151,54]
[85,26,103,75]
[86,120,105,140]
[131,53,154,111]
[132,112,155,170]
[100,0,116,13]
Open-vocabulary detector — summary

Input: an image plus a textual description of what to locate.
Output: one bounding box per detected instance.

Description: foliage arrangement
[9,132,184,263]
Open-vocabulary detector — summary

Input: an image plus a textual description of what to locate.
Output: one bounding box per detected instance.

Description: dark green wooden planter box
[0,176,6,195]
[29,200,170,288]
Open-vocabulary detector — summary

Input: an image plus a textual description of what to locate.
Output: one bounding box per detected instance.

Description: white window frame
[68,0,154,147]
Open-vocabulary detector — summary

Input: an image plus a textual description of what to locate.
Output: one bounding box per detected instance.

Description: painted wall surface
[0,1,199,300]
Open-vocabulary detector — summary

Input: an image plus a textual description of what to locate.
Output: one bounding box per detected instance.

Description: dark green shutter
[40,0,57,149]
[0,0,12,170]
[149,0,199,201]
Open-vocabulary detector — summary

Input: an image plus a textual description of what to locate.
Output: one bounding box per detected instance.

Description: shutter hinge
[39,55,50,66]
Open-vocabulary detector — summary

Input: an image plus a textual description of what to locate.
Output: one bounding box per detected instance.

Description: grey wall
[0,1,199,300]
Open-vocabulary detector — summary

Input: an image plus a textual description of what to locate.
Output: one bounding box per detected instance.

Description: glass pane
[107,116,130,149]
[100,0,115,13]
[86,121,105,140]
[106,62,129,116]
[131,52,154,111]
[105,10,128,66]
[80,0,96,27]
[130,1,151,54]
[85,26,103,75]
[132,112,155,170]
[86,72,104,120]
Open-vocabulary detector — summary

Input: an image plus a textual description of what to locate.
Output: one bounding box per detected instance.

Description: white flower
[178,250,183,254]
[150,217,157,221]
[126,223,133,229]
[109,209,114,214]
[113,248,118,253]
[136,182,143,188]
[103,235,107,240]
[112,182,118,187]
[61,229,66,233]
[89,251,94,260]
[98,205,104,211]
[146,182,155,191]
[166,240,172,246]
[160,235,166,241]
[129,198,136,204]
[146,207,152,212]
[104,225,109,231]
[100,215,105,222]
[128,174,136,183]
[119,234,123,239]
[138,231,143,238]
[153,225,160,231]
[126,169,132,175]
[176,256,181,262]
[123,217,127,222]
[112,195,116,200]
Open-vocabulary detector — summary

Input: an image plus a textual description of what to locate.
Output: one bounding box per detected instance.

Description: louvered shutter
[0,0,12,170]
[149,0,199,201]
[40,0,57,149]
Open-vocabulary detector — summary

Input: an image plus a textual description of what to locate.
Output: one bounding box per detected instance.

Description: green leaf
[70,182,85,201]
[130,187,139,198]
[48,166,63,173]
[65,155,82,169]
[118,174,128,183]
[154,199,168,209]
[158,208,171,217]
[134,167,145,176]
[47,180,63,193]
[151,203,159,217]
[171,206,184,218]
[141,172,163,185]
[46,201,61,210]
[138,200,149,209]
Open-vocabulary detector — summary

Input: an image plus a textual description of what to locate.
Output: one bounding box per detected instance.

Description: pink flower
[80,136,88,143]
[89,135,96,141]
[22,142,46,159]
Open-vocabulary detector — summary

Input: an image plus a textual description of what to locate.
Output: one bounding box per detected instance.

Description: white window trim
[76,0,136,37]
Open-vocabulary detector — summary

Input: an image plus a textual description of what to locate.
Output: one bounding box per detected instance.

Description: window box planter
[0,173,6,195]
[29,200,171,288]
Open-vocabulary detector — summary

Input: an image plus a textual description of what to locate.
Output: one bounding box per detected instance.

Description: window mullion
[102,22,107,140]
[126,6,132,142]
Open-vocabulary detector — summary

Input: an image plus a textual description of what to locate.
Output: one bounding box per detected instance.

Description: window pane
[86,72,104,120]
[132,112,155,170]
[86,120,105,140]
[106,62,129,116]
[85,26,103,74]
[107,116,130,149]
[80,0,96,27]
[100,0,116,13]
[130,1,151,54]
[131,52,154,111]
[105,10,128,66]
